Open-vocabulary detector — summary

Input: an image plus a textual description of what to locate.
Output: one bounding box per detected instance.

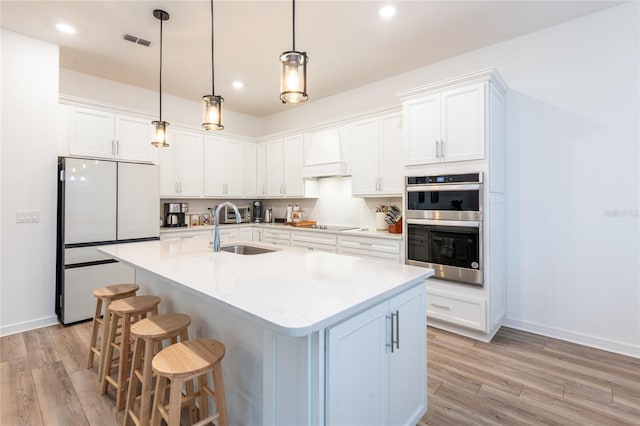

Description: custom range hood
[302,126,351,178]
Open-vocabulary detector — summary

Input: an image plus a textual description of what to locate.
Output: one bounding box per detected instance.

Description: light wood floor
[1,321,638,425]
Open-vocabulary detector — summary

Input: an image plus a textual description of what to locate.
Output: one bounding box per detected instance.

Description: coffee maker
[164,203,187,227]
[252,200,263,223]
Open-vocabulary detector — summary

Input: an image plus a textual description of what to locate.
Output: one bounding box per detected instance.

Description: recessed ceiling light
[379,5,396,19]
[232,81,244,89]
[55,23,76,34]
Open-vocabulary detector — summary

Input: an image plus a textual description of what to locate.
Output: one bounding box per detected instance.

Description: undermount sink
[220,244,276,255]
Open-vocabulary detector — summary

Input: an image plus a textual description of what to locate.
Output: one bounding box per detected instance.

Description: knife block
[388,217,402,234]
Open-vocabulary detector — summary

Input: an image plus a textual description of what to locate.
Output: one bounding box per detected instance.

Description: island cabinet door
[389,284,427,426]
[326,302,389,425]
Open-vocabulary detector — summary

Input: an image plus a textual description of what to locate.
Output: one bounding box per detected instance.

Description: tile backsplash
[161,176,401,230]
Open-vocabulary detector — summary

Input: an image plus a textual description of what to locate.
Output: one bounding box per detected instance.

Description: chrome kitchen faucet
[211,202,242,252]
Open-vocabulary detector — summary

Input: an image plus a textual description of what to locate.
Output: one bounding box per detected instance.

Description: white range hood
[302,126,351,178]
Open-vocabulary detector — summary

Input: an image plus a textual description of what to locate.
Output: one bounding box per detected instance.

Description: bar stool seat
[151,339,228,426]
[124,313,192,426]
[100,295,161,411]
[86,283,139,378]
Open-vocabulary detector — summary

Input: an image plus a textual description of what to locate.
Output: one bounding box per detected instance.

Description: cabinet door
[203,135,225,196]
[158,129,179,196]
[440,83,485,162]
[69,107,115,158]
[244,142,257,198]
[327,301,389,425]
[389,284,427,426]
[238,227,253,242]
[378,112,404,195]
[116,115,155,163]
[283,134,303,197]
[223,139,245,197]
[178,130,204,197]
[265,138,284,197]
[350,118,380,196]
[256,142,267,197]
[403,94,440,165]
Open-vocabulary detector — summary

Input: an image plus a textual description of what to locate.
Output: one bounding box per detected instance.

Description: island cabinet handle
[395,310,400,350]
[430,303,451,310]
[386,314,395,353]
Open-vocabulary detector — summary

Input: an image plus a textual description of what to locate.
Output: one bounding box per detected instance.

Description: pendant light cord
[211,0,215,95]
[159,17,163,121]
[292,0,296,51]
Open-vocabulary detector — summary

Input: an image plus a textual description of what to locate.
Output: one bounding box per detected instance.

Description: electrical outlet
[16,210,40,223]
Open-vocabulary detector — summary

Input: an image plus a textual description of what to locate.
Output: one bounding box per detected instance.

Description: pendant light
[151,9,170,147]
[202,0,223,130]
[279,0,308,104]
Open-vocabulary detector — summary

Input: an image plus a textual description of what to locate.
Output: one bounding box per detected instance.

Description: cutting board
[284,221,317,228]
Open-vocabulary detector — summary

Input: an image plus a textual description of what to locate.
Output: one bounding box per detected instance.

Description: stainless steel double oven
[405,172,483,286]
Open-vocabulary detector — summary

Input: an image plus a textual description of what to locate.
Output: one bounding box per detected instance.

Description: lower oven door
[406,219,483,286]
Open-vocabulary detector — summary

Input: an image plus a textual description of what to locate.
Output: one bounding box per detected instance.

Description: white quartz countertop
[99,238,430,336]
[160,222,403,240]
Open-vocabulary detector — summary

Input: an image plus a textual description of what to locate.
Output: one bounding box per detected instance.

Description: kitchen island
[99,238,432,425]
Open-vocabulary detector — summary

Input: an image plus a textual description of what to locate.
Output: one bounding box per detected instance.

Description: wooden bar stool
[150,339,228,426]
[124,313,192,426]
[86,283,139,378]
[100,295,161,411]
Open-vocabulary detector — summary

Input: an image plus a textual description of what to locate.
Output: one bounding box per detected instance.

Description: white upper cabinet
[244,143,257,199]
[283,134,304,197]
[158,129,203,197]
[402,82,485,165]
[264,134,304,197]
[256,142,267,197]
[204,136,246,197]
[351,112,403,196]
[69,106,155,163]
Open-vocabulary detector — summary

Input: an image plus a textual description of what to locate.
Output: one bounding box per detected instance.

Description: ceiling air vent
[122,34,152,47]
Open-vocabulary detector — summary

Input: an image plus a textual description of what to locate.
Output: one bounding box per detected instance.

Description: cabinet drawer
[337,247,400,263]
[426,289,486,332]
[263,237,291,247]
[160,230,211,240]
[291,231,337,246]
[337,235,400,254]
[263,229,291,241]
[292,241,337,253]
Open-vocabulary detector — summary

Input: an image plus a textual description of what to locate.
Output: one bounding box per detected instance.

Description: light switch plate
[16,210,40,223]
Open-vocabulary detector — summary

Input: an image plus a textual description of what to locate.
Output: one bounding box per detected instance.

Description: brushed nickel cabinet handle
[430,303,451,310]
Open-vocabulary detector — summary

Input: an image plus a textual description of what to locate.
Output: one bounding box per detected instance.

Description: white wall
[264,3,640,356]
[0,30,60,334]
[60,69,263,138]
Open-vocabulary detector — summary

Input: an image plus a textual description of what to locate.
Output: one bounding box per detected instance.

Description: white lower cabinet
[337,235,402,263]
[290,231,337,253]
[159,230,212,241]
[262,229,291,247]
[326,283,426,425]
[237,227,253,242]
[426,283,487,332]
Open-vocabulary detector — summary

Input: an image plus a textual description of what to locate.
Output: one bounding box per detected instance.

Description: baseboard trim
[0,315,59,337]
[503,317,640,359]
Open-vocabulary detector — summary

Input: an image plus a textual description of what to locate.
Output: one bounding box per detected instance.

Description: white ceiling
[1,1,620,117]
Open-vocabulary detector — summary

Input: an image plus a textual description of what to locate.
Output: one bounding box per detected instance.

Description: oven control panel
[406,172,481,185]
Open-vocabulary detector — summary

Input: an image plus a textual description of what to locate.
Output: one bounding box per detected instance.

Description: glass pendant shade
[280,50,308,103]
[151,120,169,147]
[202,95,224,131]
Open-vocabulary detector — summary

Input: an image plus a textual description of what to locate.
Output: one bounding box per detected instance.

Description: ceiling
[1,1,620,117]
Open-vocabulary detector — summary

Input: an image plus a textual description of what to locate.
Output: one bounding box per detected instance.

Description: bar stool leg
[124,337,144,426]
[198,374,210,421]
[138,338,155,425]
[86,297,103,369]
[168,377,184,426]
[100,311,119,394]
[212,363,228,426]
[115,313,132,410]
[150,375,168,426]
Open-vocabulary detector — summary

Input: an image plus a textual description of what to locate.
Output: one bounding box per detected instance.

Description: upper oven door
[406,183,482,221]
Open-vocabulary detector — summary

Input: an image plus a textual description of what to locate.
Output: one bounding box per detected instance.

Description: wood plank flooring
[1,322,638,425]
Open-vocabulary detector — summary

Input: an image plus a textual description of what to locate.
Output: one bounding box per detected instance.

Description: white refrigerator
[56,157,160,324]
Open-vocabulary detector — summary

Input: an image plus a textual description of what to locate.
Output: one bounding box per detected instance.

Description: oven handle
[406,218,481,228]
[405,183,482,192]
